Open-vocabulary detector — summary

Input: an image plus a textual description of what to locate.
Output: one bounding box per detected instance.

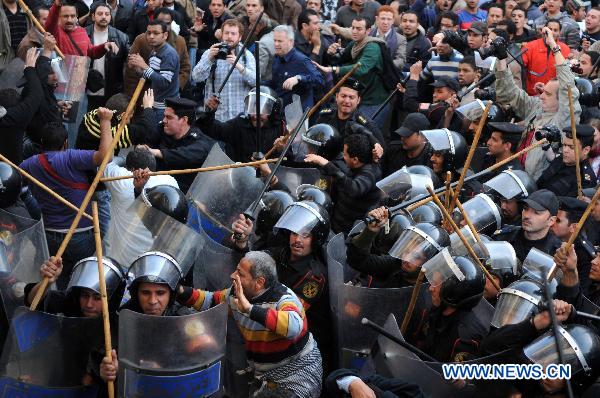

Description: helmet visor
[455,99,488,122]
[244,91,276,115]
[451,194,501,232]
[450,226,489,258]
[389,227,442,269]
[524,327,582,373]
[273,202,322,237]
[67,258,124,298]
[484,241,518,275]
[483,170,529,200]
[376,169,413,201]
[491,288,539,328]
[421,129,453,153]
[421,248,465,287]
[522,248,560,283]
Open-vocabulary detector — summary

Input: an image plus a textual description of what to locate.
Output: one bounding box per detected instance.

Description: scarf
[350,35,386,60]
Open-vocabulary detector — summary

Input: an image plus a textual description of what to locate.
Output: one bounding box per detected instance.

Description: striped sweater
[420,49,464,82]
[142,42,180,110]
[180,283,311,369]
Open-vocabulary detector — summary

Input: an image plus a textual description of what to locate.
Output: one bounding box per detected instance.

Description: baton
[216,11,264,95]
[252,43,264,178]
[370,88,398,120]
[575,310,600,322]
[361,318,439,363]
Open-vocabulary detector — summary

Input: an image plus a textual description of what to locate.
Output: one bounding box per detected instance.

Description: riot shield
[0,209,50,321]
[285,95,310,161]
[270,166,321,196]
[117,303,228,397]
[53,55,89,124]
[103,197,203,275]
[326,234,431,369]
[187,144,263,243]
[0,307,101,396]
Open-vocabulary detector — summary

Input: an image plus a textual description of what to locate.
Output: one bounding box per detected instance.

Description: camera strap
[527,45,551,77]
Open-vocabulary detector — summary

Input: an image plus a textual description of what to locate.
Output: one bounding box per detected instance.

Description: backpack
[374,41,402,92]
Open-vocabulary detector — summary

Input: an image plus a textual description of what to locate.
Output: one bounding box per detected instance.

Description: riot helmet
[244,86,279,116]
[67,256,126,312]
[376,167,435,202]
[0,162,22,208]
[522,247,561,284]
[273,200,330,245]
[456,100,505,140]
[523,324,600,390]
[256,190,295,236]
[405,165,441,188]
[421,129,468,173]
[128,251,183,293]
[388,223,450,274]
[142,185,189,224]
[372,210,415,254]
[575,78,595,96]
[301,124,343,160]
[296,184,333,214]
[410,202,443,225]
[491,279,545,328]
[440,256,485,309]
[482,241,519,287]
[451,193,502,233]
[483,169,537,201]
[449,225,490,258]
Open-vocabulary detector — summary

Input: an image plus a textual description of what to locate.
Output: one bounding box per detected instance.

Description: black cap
[488,122,525,135]
[563,125,595,139]
[340,77,365,94]
[165,97,197,112]
[558,196,587,221]
[395,113,430,137]
[431,76,460,93]
[520,189,559,216]
[469,21,488,35]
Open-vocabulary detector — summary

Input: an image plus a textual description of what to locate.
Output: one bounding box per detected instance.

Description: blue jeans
[358,102,390,131]
[94,190,111,237]
[45,229,95,289]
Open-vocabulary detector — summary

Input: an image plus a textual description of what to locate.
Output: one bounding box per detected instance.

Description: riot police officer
[537,125,597,197]
[0,161,31,219]
[479,122,525,176]
[421,128,468,182]
[484,169,537,227]
[140,184,189,224]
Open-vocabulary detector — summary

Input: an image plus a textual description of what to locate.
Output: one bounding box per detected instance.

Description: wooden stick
[100,158,280,183]
[263,62,362,159]
[400,271,424,335]
[92,202,114,398]
[18,0,65,59]
[405,139,548,212]
[426,186,501,291]
[449,102,491,211]
[567,87,583,198]
[443,171,452,211]
[548,188,600,280]
[30,78,146,311]
[455,198,486,255]
[0,153,93,221]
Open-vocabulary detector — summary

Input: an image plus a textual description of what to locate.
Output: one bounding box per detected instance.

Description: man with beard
[383,113,432,176]
[494,189,562,261]
[400,10,432,72]
[410,0,454,31]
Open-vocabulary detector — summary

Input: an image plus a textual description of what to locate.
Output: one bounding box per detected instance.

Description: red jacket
[522,38,569,96]
[45,3,106,59]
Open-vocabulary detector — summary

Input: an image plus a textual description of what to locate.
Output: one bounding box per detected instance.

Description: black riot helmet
[523,324,600,390]
[273,200,331,245]
[491,279,546,328]
[302,124,343,160]
[440,256,485,310]
[0,162,22,208]
[456,100,506,140]
[410,202,443,226]
[127,251,183,299]
[67,256,126,312]
[421,129,468,174]
[256,190,295,236]
[244,86,280,118]
[296,184,333,214]
[142,185,189,224]
[372,210,415,254]
[405,165,441,188]
[483,169,537,201]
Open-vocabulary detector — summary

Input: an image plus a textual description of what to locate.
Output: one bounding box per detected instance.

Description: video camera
[534,125,562,143]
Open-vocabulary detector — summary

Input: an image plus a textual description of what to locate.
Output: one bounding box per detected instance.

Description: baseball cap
[395,113,430,137]
[469,21,488,35]
[520,189,559,216]
[431,76,460,93]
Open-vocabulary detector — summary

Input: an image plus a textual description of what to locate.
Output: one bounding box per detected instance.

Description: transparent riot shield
[270,166,321,196]
[117,303,228,397]
[326,234,431,369]
[0,307,101,396]
[103,197,203,276]
[285,95,309,162]
[187,144,263,243]
[54,55,89,125]
[0,209,50,321]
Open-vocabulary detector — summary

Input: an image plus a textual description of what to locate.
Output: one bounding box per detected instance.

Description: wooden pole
[100,158,280,183]
[548,188,600,280]
[567,87,583,198]
[18,0,65,59]
[0,153,92,220]
[443,171,452,211]
[400,271,424,335]
[263,62,362,159]
[449,102,492,211]
[92,202,114,398]
[30,78,146,311]
[455,198,486,255]
[426,186,501,291]
[405,139,548,212]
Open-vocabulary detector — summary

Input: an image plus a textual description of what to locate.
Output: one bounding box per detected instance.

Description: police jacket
[85,25,129,99]
[149,125,217,193]
[315,107,385,146]
[493,226,562,263]
[536,156,597,197]
[383,141,433,177]
[197,112,282,162]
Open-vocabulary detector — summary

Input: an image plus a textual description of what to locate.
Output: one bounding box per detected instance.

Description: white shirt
[89,29,109,96]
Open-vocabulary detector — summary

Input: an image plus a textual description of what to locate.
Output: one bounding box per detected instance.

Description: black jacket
[0,67,42,164]
[85,25,130,99]
[315,106,385,147]
[493,225,562,263]
[537,156,597,197]
[196,10,234,51]
[382,141,433,177]
[403,31,432,72]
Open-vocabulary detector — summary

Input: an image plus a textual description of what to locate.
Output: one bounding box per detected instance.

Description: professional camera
[216,43,231,60]
[478,37,508,60]
[534,125,562,143]
[474,87,496,101]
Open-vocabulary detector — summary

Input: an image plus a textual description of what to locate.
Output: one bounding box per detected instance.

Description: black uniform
[315,107,385,146]
[479,155,523,178]
[536,156,596,197]
[197,112,282,163]
[493,225,562,262]
[382,141,433,177]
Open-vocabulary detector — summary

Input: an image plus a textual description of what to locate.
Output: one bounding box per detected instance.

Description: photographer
[432,21,488,57]
[192,19,256,122]
[495,26,580,180]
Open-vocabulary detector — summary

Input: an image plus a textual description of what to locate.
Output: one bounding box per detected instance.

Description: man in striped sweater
[177,251,323,397]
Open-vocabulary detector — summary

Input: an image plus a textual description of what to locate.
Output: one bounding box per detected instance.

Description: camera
[478,37,508,60]
[534,125,562,143]
[474,87,496,101]
[216,43,231,60]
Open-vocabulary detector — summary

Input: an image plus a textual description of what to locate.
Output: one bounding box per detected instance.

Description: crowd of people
[4,0,600,396]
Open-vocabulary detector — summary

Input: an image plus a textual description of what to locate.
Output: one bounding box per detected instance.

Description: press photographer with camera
[192,19,256,122]
[495,25,580,180]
